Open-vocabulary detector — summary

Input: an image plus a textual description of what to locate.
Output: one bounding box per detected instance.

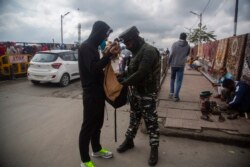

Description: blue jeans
[170,67,184,98]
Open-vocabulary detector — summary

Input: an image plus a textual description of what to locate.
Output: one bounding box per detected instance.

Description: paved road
[0,79,250,167]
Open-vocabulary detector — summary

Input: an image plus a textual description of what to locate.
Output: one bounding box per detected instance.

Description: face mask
[127,39,139,53]
[100,40,106,51]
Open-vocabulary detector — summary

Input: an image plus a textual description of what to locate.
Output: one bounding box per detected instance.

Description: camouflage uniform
[121,37,161,147]
[126,92,160,146]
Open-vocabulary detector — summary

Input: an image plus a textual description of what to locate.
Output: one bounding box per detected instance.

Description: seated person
[213,67,233,99]
[187,57,194,70]
[222,79,250,119]
[190,57,202,70]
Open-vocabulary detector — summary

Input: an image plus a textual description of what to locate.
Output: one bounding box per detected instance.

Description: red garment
[203,43,210,61]
[226,34,247,80]
[213,38,228,72]
[0,45,6,56]
[41,45,48,51]
[190,45,198,58]
[210,41,218,63]
[241,33,250,85]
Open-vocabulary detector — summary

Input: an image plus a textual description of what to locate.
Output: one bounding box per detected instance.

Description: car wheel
[60,73,70,87]
[31,80,40,85]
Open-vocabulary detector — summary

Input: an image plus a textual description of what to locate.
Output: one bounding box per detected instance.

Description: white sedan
[28,50,79,87]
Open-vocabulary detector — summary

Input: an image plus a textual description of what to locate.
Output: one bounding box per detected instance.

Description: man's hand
[102,41,120,57]
[110,41,120,55]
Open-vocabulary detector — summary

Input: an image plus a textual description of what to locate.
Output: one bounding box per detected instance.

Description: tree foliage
[187,25,217,45]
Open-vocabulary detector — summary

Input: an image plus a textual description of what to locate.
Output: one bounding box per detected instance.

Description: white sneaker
[91,148,113,159]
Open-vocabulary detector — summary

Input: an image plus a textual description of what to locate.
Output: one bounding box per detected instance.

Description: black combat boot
[116,137,134,153]
[148,146,158,166]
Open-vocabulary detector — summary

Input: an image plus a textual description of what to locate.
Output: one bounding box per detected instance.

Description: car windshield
[32,53,58,62]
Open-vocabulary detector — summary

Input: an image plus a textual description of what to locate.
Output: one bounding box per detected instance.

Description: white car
[28,50,79,87]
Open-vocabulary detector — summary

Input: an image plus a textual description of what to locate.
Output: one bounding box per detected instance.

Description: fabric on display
[197,44,204,58]
[241,33,250,85]
[203,42,210,61]
[209,41,219,76]
[213,38,228,72]
[209,41,219,63]
[226,34,247,80]
[192,45,198,58]
[202,42,212,74]
[190,45,198,58]
[204,41,218,75]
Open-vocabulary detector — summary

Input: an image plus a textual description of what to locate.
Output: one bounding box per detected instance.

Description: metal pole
[77,8,81,44]
[234,0,238,36]
[114,109,117,142]
[61,15,63,45]
[52,38,55,49]
[200,13,202,44]
[78,23,81,44]
[190,11,202,44]
[60,12,70,46]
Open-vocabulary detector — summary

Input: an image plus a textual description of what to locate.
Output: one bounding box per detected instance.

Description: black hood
[88,21,112,47]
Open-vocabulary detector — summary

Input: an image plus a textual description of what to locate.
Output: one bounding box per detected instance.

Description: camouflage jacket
[121,38,161,95]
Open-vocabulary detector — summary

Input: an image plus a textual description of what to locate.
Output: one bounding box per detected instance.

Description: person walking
[78,20,119,167]
[168,32,190,102]
[117,26,161,166]
[166,48,170,55]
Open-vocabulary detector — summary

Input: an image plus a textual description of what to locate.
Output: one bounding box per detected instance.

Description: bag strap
[114,108,117,142]
[104,62,111,87]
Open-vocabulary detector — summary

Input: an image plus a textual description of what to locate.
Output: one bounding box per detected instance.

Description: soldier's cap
[118,26,140,43]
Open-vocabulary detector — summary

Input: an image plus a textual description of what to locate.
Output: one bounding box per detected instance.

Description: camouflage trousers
[125,93,160,147]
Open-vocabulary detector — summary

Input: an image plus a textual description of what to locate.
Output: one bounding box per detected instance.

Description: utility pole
[77,8,81,45]
[61,15,63,44]
[61,12,70,45]
[78,23,81,44]
[234,0,239,36]
[199,13,202,43]
[190,11,202,44]
[52,38,55,49]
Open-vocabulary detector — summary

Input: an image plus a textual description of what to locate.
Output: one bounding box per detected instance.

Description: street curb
[140,122,250,148]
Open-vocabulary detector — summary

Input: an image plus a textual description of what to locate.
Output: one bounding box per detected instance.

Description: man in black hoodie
[78,21,118,167]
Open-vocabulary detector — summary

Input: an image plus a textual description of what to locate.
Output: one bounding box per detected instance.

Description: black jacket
[122,37,161,95]
[228,81,250,112]
[78,21,112,97]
